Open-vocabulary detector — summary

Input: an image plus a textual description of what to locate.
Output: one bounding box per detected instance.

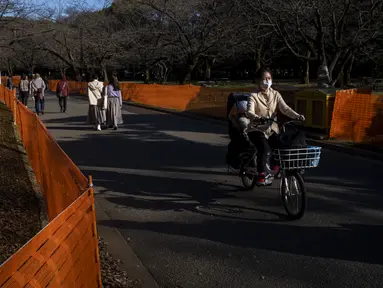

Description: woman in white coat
[87,74,105,131]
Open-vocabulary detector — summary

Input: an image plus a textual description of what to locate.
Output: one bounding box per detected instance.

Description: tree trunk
[330,50,354,87]
[316,15,331,88]
[345,54,355,86]
[102,65,108,82]
[205,58,215,81]
[144,68,151,84]
[337,69,345,89]
[180,55,198,85]
[317,59,331,88]
[205,64,212,81]
[303,60,310,85]
[252,48,262,84]
[301,51,311,84]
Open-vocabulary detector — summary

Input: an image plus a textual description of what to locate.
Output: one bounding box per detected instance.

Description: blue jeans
[35,97,45,114]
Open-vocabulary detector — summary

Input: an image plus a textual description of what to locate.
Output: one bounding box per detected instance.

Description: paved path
[38,93,383,288]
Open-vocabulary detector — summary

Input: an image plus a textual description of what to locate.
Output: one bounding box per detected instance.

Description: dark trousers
[20,91,29,106]
[35,97,45,114]
[249,131,279,174]
[59,97,67,112]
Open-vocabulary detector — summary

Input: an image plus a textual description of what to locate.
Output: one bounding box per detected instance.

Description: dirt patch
[0,102,41,265]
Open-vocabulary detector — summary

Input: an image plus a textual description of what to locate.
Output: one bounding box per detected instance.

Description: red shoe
[256,173,267,186]
[256,172,273,186]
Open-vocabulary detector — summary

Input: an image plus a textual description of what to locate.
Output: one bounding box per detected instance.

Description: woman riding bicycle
[246,68,305,186]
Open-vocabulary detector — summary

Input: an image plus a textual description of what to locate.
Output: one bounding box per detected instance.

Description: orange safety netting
[0,84,101,287]
[0,85,89,220]
[48,81,202,111]
[0,189,102,288]
[329,89,383,143]
[0,76,21,87]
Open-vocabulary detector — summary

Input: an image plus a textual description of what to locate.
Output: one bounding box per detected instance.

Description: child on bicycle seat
[246,68,305,186]
[228,93,250,133]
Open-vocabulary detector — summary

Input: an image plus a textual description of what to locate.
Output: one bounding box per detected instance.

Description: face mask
[260,80,272,89]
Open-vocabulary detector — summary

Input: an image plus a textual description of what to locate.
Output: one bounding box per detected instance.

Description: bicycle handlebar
[243,118,303,137]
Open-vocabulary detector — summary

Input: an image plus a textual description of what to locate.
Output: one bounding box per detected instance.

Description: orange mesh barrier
[329,89,383,144]
[122,83,201,110]
[47,80,296,116]
[48,81,202,111]
[15,101,88,220]
[0,84,102,287]
[1,76,21,87]
[0,188,102,288]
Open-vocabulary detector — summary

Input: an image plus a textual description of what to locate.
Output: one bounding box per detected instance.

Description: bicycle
[237,118,322,220]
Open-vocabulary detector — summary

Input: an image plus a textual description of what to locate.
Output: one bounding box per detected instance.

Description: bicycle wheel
[241,171,257,190]
[240,155,257,190]
[280,171,306,220]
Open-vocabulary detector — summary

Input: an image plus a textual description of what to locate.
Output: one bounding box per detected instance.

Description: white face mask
[260,80,272,90]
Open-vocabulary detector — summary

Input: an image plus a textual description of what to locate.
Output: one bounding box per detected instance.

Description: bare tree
[125,0,242,84]
[250,0,383,87]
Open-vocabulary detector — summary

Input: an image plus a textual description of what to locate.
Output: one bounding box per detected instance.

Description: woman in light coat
[246,68,305,185]
[87,74,105,131]
[106,74,123,130]
[19,74,30,106]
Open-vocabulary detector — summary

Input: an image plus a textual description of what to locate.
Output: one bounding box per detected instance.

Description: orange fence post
[88,175,102,287]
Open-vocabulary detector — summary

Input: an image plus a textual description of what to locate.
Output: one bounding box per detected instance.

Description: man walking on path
[7,76,13,90]
[31,73,46,115]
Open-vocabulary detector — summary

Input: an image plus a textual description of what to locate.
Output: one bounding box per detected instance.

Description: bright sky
[35,0,108,12]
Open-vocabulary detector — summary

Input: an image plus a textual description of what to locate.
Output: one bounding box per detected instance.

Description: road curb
[95,199,159,288]
[124,101,383,162]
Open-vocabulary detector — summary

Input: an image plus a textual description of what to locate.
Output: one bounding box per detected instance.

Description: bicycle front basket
[274,146,322,170]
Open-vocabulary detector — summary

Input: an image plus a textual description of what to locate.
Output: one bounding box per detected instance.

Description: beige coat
[246,87,299,138]
[88,80,103,106]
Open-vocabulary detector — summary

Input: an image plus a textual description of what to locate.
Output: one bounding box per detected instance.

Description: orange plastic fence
[1,76,21,87]
[0,188,102,288]
[122,83,201,110]
[49,81,202,111]
[48,80,297,115]
[0,84,102,287]
[1,86,88,220]
[329,89,383,143]
[10,96,89,220]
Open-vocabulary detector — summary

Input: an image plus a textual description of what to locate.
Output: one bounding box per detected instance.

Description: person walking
[106,74,123,130]
[7,75,13,90]
[29,74,35,102]
[87,74,104,131]
[43,75,49,91]
[56,75,69,112]
[19,74,30,106]
[31,73,46,115]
